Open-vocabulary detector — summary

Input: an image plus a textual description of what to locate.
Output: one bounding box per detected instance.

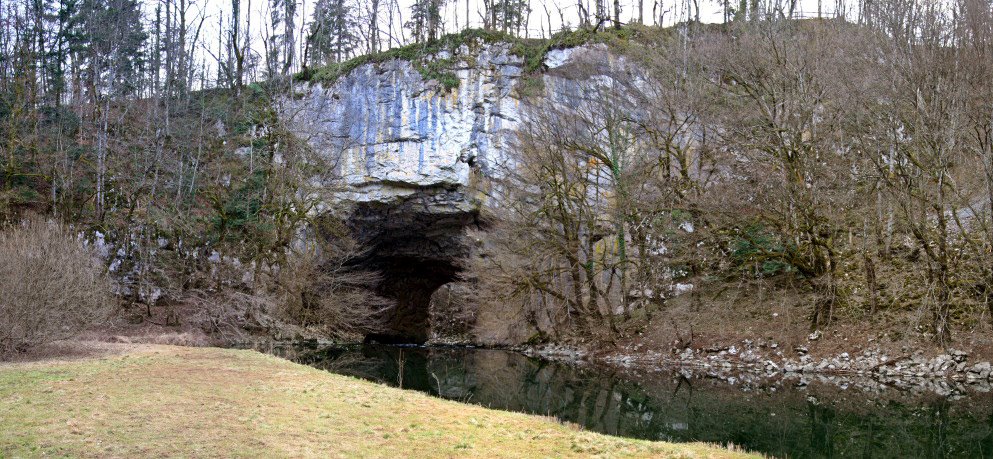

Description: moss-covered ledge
[294,26,648,91]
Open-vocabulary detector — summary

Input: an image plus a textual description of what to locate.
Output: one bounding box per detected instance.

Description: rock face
[279,42,620,343]
[282,43,526,207]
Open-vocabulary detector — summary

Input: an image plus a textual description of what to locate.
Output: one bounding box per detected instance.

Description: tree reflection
[280,344,993,458]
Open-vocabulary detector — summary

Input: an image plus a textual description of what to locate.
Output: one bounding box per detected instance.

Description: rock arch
[346,189,477,343]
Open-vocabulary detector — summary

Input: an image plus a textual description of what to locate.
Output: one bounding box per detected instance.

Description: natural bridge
[280,41,617,343]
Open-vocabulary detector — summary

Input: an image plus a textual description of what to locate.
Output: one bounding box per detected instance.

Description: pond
[257,343,993,458]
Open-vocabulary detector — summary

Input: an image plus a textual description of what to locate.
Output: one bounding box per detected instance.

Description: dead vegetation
[468,14,993,349]
[0,218,114,358]
[271,234,390,341]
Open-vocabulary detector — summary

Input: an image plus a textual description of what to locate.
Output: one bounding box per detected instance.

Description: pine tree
[485,0,530,34]
[268,0,298,76]
[407,0,444,43]
[283,0,297,74]
[308,0,358,65]
[76,0,147,98]
[74,0,146,218]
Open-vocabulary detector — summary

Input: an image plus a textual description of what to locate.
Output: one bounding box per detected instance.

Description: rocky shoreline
[520,338,993,396]
[231,335,993,396]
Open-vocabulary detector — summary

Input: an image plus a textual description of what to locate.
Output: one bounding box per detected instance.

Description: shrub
[274,235,389,341]
[729,225,795,277]
[0,218,113,357]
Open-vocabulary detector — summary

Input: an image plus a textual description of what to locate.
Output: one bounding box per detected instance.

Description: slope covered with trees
[3,0,993,357]
[473,14,993,350]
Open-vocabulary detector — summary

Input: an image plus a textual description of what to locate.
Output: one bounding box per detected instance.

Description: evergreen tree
[268,0,297,76]
[308,0,357,65]
[485,0,530,34]
[76,0,147,98]
[407,0,444,43]
[74,0,146,218]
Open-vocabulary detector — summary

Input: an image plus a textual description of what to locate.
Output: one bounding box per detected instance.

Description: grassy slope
[0,345,755,458]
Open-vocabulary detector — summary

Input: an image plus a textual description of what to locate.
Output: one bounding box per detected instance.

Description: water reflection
[263,343,993,458]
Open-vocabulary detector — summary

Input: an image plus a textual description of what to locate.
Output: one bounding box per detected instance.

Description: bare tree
[707,21,870,330]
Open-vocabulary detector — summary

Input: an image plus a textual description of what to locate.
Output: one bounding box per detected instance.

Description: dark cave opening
[363,257,460,344]
[345,191,477,344]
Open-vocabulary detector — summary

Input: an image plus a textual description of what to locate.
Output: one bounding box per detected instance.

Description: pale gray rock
[277,42,635,343]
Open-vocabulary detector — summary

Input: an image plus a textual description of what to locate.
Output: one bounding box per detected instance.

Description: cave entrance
[365,257,459,344]
[346,192,476,344]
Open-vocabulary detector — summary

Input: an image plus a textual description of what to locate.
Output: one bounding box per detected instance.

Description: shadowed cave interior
[345,193,477,344]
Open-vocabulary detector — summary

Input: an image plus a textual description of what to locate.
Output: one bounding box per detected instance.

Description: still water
[261,343,993,458]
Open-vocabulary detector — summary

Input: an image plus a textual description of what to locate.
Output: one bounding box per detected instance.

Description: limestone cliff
[278,41,625,343]
[280,42,626,209]
[281,43,521,209]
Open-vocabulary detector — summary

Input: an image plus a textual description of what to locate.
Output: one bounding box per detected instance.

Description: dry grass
[0,344,756,458]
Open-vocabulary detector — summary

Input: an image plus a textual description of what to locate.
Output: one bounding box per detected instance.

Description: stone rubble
[526,338,993,397]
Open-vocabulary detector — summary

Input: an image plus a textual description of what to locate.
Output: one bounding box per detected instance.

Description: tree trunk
[864,250,878,316]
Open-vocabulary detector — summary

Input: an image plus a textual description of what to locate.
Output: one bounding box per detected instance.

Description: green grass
[0,345,756,458]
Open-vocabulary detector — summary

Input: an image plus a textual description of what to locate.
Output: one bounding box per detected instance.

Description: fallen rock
[949,349,969,363]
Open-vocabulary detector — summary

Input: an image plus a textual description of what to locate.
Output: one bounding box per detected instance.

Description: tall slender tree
[308,0,358,64]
